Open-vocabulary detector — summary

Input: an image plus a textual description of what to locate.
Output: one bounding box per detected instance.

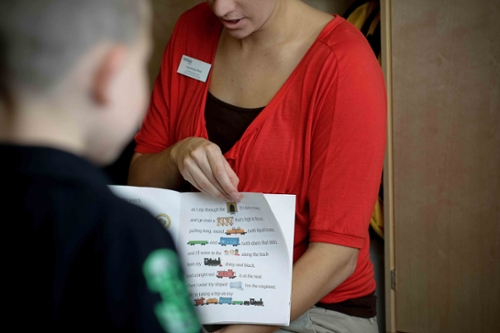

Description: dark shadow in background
[102,138,136,185]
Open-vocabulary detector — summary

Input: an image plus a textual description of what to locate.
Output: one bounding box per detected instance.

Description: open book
[110,186,295,326]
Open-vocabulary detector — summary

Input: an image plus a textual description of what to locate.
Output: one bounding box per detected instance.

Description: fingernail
[230,192,241,201]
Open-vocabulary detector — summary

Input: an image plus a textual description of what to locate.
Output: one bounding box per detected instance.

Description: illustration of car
[217,269,236,279]
[219,297,232,304]
[225,227,246,235]
[219,237,240,246]
[206,298,219,305]
[194,297,205,306]
[231,300,243,305]
[187,240,208,246]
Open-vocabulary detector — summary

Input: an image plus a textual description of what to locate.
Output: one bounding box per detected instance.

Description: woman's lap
[274,307,378,333]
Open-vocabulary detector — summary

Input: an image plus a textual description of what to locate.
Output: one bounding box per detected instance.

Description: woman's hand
[170,137,241,202]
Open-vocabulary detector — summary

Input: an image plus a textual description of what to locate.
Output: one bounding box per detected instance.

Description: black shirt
[205,91,264,155]
[1,145,201,333]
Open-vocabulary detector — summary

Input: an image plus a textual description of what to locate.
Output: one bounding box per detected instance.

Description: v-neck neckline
[198,14,341,159]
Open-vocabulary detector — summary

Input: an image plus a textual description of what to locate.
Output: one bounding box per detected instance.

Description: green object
[186,240,208,245]
[143,249,201,333]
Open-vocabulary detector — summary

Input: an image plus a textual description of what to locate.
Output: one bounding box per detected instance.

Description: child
[0,1,201,332]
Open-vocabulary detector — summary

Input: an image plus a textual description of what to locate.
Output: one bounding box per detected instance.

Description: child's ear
[91,46,126,106]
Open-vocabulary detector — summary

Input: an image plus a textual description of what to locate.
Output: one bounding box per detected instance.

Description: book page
[109,186,296,325]
[179,192,294,326]
[263,193,295,306]
[263,194,295,263]
[109,186,182,240]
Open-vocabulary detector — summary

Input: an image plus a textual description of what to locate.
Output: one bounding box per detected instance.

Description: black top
[205,91,264,155]
[1,145,201,333]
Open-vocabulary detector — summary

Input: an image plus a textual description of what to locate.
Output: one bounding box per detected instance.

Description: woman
[129,0,386,332]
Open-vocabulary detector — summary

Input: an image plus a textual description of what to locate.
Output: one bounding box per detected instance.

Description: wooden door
[384,0,500,332]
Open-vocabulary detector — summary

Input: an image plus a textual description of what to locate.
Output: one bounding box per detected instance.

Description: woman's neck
[233,0,299,52]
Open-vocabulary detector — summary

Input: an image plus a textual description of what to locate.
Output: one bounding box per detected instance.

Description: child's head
[0,0,151,164]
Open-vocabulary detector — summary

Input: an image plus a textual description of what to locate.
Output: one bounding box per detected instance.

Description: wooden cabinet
[382,0,500,332]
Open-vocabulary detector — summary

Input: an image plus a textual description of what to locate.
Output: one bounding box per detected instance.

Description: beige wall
[148,0,355,85]
[304,0,355,14]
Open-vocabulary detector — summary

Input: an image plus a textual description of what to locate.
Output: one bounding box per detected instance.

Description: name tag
[177,55,212,82]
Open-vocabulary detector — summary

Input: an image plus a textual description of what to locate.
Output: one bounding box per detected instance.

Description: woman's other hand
[171,137,241,202]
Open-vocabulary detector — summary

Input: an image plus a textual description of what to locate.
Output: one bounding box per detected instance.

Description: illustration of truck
[219,237,240,246]
[194,297,205,306]
[225,227,246,235]
[219,297,232,304]
[243,298,264,306]
[204,257,222,266]
[217,269,236,279]
[187,240,208,246]
[206,298,219,305]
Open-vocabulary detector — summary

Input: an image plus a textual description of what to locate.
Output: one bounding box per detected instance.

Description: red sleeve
[134,25,178,154]
[134,3,217,155]
[308,32,387,249]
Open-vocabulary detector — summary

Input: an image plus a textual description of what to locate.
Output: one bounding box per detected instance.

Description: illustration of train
[187,240,208,246]
[217,269,236,279]
[194,297,264,306]
[204,257,222,266]
[244,298,264,306]
[225,227,246,235]
[219,237,240,246]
